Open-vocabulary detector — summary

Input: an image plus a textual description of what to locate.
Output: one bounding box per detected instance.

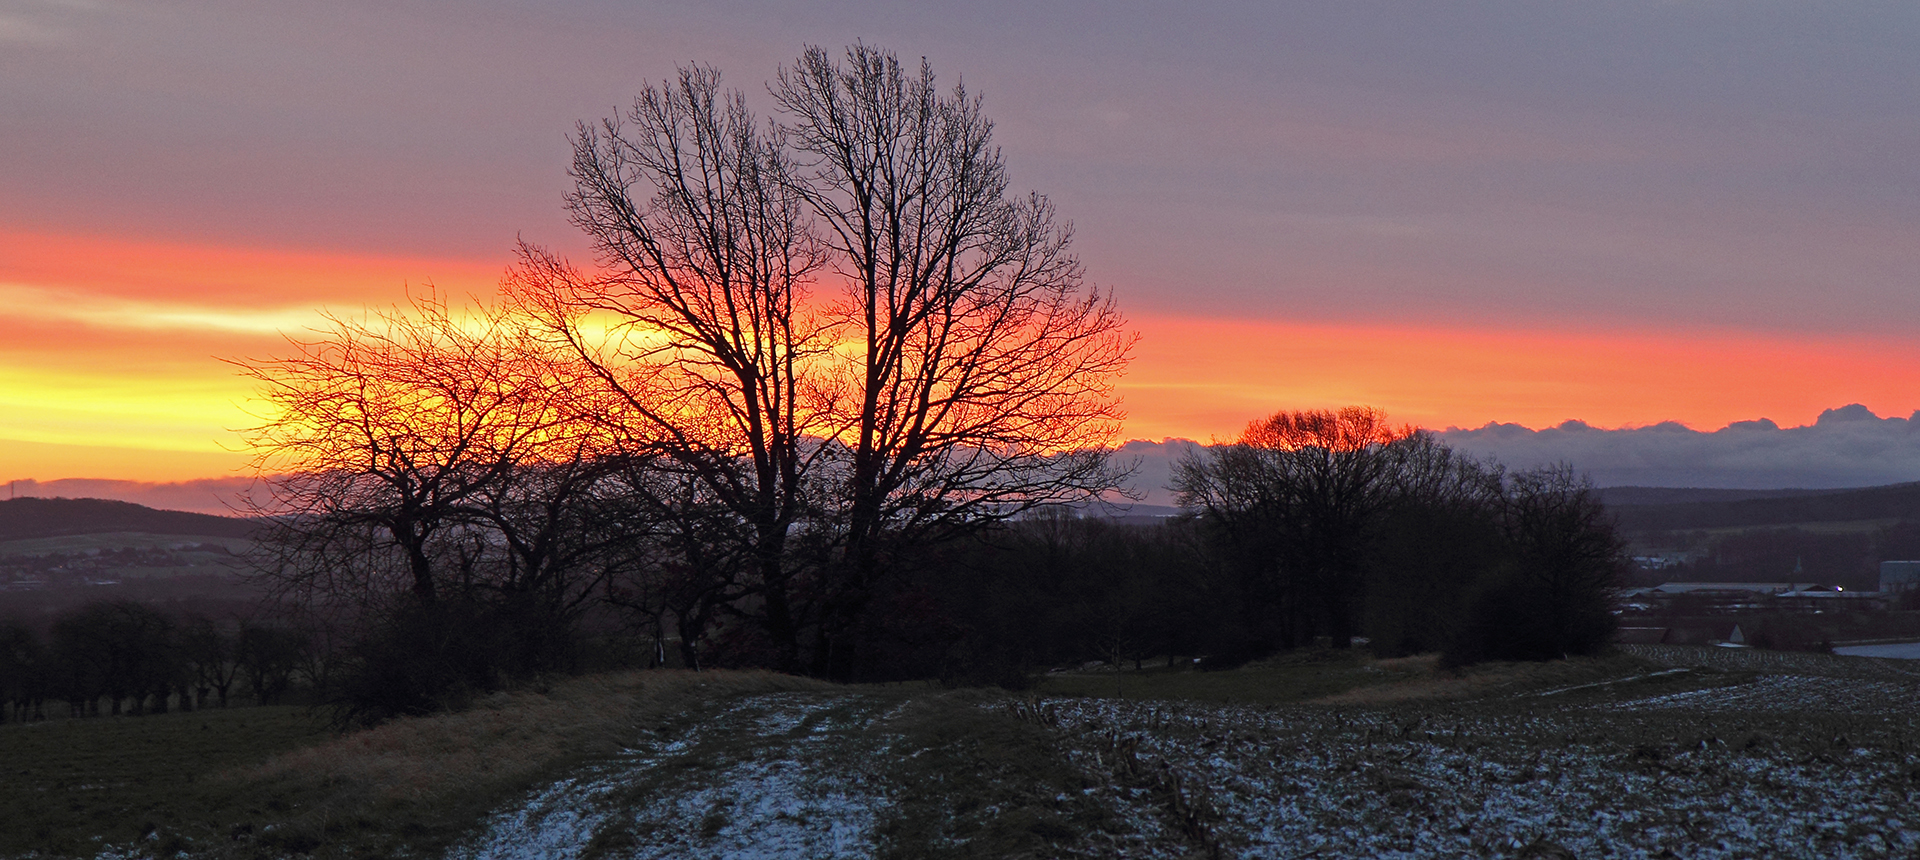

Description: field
[0,705,328,857]
[0,534,253,558]
[5,647,1918,858]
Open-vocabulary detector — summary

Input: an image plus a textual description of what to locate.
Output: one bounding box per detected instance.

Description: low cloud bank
[1114,405,1920,505]
[1439,404,1920,490]
[3,477,266,517]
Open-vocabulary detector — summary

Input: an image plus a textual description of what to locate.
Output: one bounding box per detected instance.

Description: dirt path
[444,653,1920,860]
[445,689,1186,860]
[449,692,902,860]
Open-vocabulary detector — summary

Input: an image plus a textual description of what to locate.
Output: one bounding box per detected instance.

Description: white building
[1881,561,1920,593]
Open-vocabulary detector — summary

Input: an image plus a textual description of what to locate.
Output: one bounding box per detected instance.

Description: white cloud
[0,282,322,335]
[1115,405,1920,503]
[1439,404,1920,489]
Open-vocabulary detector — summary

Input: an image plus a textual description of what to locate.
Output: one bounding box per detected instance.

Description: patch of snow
[1039,695,1920,859]
[1835,642,1920,660]
[448,693,894,860]
[1604,675,1920,714]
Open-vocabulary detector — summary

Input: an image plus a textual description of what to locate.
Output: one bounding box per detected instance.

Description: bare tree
[513,47,1135,677]
[237,291,606,610]
[178,614,239,708]
[1492,465,1626,657]
[776,44,1135,676]
[0,622,45,722]
[236,290,640,715]
[510,64,831,671]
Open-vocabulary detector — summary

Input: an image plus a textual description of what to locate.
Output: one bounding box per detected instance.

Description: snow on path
[448,666,1920,859]
[448,692,897,860]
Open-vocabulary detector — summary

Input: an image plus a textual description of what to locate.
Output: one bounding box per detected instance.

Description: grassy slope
[9,648,1913,858]
[0,672,838,859]
[1036,649,1435,705]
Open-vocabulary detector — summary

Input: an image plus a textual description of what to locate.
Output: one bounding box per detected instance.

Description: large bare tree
[775,45,1134,675]
[511,46,1135,675]
[509,64,834,670]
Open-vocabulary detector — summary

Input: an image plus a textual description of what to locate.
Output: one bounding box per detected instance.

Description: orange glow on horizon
[1119,315,1920,442]
[0,229,507,481]
[5,229,1919,484]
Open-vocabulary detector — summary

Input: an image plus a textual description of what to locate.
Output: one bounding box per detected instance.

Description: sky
[4,1,1919,507]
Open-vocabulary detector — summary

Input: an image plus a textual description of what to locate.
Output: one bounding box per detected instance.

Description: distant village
[0,543,243,592]
[1616,560,1920,651]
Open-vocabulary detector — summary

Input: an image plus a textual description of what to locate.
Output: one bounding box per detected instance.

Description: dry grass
[207,670,839,858]
[241,670,831,800]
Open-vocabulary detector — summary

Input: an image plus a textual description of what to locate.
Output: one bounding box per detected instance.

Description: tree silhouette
[509,45,1134,677]
[774,45,1135,677]
[0,622,45,722]
[1176,407,1434,654]
[1454,465,1625,662]
[238,292,605,608]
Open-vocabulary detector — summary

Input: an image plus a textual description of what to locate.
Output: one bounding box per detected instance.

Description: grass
[1035,648,1771,709]
[231,670,837,858]
[12,647,1917,858]
[874,689,1125,858]
[0,670,837,859]
[0,705,328,858]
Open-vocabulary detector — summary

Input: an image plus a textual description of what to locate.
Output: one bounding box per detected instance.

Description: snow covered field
[444,652,1920,859]
[1038,678,1920,859]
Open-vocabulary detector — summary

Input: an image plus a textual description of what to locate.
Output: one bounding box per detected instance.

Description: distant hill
[1595,486,1838,507]
[0,497,257,542]
[1606,482,1920,533]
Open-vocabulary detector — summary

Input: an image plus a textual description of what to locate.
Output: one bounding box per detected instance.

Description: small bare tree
[237,291,605,609]
[235,291,636,714]
[1495,465,1626,656]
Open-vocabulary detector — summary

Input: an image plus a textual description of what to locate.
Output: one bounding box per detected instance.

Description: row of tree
[1,408,1624,723]
[228,46,1625,721]
[1176,407,1624,665]
[0,602,303,722]
[844,407,1627,685]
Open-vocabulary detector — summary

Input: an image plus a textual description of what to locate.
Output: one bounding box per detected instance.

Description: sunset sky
[4,2,1918,488]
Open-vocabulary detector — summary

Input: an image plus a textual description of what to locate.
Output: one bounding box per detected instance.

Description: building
[1881,561,1920,594]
